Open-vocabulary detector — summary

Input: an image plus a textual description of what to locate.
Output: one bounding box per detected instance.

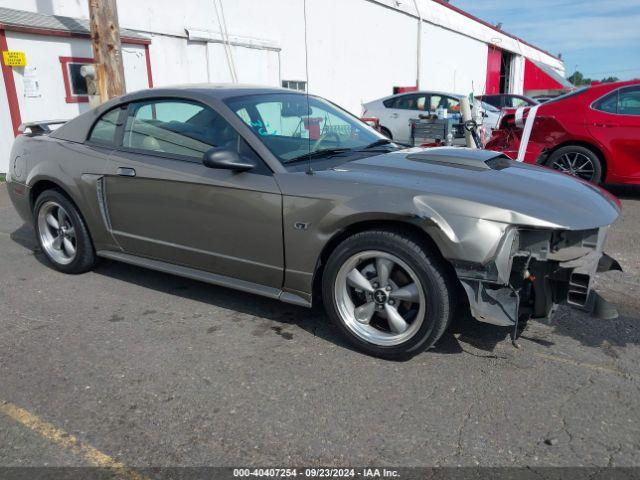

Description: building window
[59,56,93,103]
[282,80,307,92]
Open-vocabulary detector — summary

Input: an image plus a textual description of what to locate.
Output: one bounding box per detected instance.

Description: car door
[589,86,640,182]
[381,94,425,144]
[102,98,284,288]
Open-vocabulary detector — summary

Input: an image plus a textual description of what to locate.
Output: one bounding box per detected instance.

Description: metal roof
[0,6,149,42]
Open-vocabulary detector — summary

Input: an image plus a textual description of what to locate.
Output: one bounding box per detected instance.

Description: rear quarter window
[87,107,123,146]
[593,91,618,114]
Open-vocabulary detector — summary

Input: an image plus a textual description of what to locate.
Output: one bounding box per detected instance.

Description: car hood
[321,147,620,230]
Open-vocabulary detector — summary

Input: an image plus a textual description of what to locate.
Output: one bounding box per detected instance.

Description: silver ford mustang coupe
[6,85,621,359]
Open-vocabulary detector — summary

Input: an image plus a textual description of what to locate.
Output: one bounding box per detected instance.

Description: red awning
[524,58,573,92]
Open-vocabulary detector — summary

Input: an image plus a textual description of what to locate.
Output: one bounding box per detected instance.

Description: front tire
[545,145,603,184]
[34,189,97,274]
[322,230,454,359]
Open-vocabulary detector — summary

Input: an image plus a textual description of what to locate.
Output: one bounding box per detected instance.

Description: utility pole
[87,0,126,104]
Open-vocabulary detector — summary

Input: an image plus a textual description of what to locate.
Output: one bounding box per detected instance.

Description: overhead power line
[580,67,640,76]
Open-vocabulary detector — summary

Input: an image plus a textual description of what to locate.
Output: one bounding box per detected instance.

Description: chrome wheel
[37,201,77,265]
[551,152,595,181]
[334,250,426,346]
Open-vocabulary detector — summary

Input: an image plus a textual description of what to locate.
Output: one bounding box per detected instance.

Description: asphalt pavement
[1,183,639,470]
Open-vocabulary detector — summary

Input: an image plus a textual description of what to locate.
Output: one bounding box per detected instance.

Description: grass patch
[0,173,5,182]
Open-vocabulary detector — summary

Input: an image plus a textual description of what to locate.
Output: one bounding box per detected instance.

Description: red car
[486,80,640,185]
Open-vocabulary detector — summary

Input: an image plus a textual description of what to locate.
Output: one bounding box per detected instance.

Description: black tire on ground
[322,230,455,360]
[379,126,393,139]
[545,145,603,184]
[33,189,97,274]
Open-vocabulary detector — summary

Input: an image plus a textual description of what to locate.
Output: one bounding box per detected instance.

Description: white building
[0,0,566,172]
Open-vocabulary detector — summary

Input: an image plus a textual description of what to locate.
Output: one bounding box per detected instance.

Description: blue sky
[452,0,640,80]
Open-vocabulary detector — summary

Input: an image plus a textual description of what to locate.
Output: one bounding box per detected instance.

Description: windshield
[480,101,500,113]
[225,93,385,165]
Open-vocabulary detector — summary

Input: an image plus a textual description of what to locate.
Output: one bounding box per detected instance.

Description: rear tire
[322,230,454,360]
[545,145,603,184]
[33,189,97,274]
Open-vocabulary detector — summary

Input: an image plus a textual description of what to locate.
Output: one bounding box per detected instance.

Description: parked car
[477,94,539,109]
[362,91,500,144]
[486,80,640,185]
[7,85,621,359]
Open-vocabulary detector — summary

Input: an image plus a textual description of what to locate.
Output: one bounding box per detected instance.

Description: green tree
[568,71,592,86]
[568,71,620,86]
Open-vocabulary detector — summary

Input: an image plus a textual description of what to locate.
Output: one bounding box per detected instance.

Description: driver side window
[391,94,422,111]
[123,100,229,158]
[119,99,265,171]
[619,87,640,116]
[445,97,461,112]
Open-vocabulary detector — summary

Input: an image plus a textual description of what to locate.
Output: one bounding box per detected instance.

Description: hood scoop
[405,147,512,171]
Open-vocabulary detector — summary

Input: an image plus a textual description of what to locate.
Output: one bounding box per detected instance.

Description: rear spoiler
[18,119,68,136]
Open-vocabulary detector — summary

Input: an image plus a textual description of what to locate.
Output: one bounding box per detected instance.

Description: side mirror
[202,147,255,172]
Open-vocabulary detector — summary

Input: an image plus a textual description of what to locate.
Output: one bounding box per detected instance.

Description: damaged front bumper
[455,226,621,327]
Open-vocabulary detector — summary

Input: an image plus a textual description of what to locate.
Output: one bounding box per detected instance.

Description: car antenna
[303,0,314,175]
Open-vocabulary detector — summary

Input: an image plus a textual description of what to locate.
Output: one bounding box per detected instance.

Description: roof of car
[364,91,467,107]
[478,94,531,98]
[120,84,299,101]
[371,90,466,103]
[589,79,640,91]
[50,84,307,144]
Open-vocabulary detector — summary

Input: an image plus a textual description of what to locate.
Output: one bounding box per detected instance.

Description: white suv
[362,91,500,144]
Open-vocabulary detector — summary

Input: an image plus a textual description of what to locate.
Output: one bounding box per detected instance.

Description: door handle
[116,167,136,177]
[390,113,399,119]
[593,122,619,128]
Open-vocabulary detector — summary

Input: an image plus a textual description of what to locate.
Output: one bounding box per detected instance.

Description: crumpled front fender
[413,194,559,265]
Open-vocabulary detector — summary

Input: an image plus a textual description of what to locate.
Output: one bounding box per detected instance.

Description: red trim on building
[485,45,502,95]
[0,28,22,136]
[59,56,93,103]
[393,86,418,94]
[0,23,150,45]
[431,0,560,61]
[144,44,153,88]
[0,27,152,131]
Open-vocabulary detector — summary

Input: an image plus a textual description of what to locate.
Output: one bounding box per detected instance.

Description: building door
[500,50,513,93]
[485,46,502,95]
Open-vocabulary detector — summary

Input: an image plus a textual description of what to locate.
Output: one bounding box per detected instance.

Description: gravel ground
[0,184,639,469]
